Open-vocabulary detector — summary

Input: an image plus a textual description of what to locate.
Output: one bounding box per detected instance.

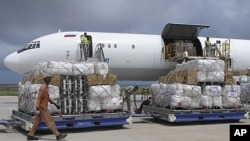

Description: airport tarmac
[0,96,249,141]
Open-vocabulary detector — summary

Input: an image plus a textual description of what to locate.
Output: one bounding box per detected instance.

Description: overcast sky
[1,0,250,84]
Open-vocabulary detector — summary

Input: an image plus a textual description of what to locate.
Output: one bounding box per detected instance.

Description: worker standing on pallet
[124,86,139,114]
[27,74,67,140]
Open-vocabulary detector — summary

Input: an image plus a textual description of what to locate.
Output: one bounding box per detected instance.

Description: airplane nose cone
[4,52,21,73]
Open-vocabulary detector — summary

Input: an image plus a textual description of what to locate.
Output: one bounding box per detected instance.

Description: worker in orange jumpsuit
[27,74,67,140]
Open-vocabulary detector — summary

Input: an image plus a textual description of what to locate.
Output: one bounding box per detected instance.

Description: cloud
[1,0,250,83]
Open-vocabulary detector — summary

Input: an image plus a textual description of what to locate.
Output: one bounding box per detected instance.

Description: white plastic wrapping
[222,96,241,107]
[240,83,250,103]
[73,62,95,75]
[212,96,222,107]
[202,85,222,96]
[206,71,224,82]
[41,61,96,75]
[183,84,201,97]
[18,83,60,114]
[200,95,212,107]
[191,96,201,108]
[94,62,109,75]
[88,85,111,99]
[189,59,225,72]
[197,71,207,82]
[222,85,240,97]
[87,85,122,111]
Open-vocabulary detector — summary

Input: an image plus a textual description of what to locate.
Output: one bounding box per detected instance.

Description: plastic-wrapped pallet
[189,59,225,72]
[18,83,60,114]
[44,61,75,75]
[41,61,96,75]
[212,96,222,107]
[200,95,212,107]
[73,62,95,75]
[207,71,224,82]
[222,85,241,107]
[151,83,202,109]
[191,96,201,108]
[202,85,222,97]
[239,83,250,103]
[150,83,164,105]
[151,83,171,107]
[170,95,192,108]
[88,85,122,111]
[182,84,201,97]
[94,62,109,75]
[202,85,222,107]
[176,59,225,83]
[183,84,202,108]
[239,75,248,83]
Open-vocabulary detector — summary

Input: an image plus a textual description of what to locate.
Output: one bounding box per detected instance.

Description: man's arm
[48,97,55,104]
[49,97,60,109]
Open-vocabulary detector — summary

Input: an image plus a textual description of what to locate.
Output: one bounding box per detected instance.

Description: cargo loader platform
[10,110,131,131]
[143,105,248,123]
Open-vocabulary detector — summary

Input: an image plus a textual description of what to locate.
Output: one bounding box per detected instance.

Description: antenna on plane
[58,29,61,32]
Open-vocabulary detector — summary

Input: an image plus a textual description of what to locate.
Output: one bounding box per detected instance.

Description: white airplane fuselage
[4,23,250,81]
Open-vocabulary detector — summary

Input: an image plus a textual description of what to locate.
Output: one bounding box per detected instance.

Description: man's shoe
[27,135,39,140]
[56,133,67,140]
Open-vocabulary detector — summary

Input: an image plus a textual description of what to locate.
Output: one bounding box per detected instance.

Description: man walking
[27,74,67,140]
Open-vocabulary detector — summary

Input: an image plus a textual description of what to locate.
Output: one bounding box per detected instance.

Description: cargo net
[18,60,123,115]
[233,74,250,104]
[151,83,241,110]
[158,59,226,85]
[153,59,244,110]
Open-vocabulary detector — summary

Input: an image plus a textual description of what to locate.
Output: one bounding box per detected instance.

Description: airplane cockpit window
[17,41,40,53]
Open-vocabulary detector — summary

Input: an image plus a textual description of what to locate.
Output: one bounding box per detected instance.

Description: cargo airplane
[4,23,250,81]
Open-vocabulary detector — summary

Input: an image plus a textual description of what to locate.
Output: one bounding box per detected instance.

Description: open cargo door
[161,23,209,40]
[161,23,209,61]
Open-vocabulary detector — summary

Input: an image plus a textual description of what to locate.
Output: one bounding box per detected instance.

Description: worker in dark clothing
[135,97,152,114]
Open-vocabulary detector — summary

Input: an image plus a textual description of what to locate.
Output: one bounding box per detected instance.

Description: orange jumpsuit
[28,84,60,137]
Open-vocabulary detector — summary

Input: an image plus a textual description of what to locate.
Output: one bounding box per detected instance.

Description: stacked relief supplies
[151,83,201,109]
[175,59,225,83]
[18,81,60,115]
[19,60,122,115]
[152,59,242,109]
[233,75,250,103]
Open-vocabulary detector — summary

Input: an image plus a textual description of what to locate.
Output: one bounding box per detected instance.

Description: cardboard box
[184,69,197,85]
[87,74,98,86]
[97,74,108,85]
[166,72,184,84]
[107,74,117,85]
[158,76,165,83]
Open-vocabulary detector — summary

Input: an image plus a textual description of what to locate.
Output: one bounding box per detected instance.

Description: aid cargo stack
[143,58,248,122]
[11,60,130,131]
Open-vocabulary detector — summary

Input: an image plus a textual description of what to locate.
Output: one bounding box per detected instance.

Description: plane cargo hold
[1,23,250,129]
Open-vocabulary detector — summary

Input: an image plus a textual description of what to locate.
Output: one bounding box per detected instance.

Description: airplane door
[87,35,93,57]
[79,34,93,61]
